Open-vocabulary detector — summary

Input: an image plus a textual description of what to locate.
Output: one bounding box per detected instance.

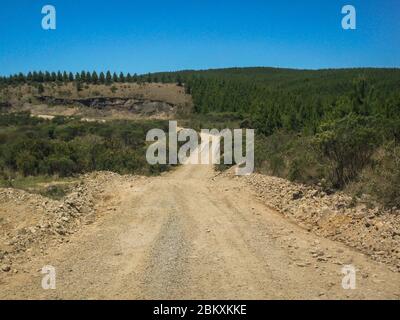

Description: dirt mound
[226,172,400,271]
[0,172,141,273]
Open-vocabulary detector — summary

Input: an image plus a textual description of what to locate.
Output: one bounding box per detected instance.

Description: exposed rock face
[35,96,177,116]
[223,171,400,271]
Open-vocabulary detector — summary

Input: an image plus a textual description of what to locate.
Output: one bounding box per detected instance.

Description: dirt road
[1,162,399,299]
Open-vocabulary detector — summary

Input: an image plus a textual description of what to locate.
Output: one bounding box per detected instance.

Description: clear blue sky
[0,0,399,75]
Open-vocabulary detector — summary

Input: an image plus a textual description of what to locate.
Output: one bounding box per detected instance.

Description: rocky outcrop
[35,96,177,116]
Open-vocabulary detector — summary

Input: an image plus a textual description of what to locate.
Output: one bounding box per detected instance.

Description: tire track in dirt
[0,163,399,299]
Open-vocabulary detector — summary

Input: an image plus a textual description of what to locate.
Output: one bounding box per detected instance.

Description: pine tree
[92,71,99,84]
[112,72,118,83]
[44,71,51,82]
[57,71,63,82]
[99,72,105,84]
[38,71,44,82]
[176,74,182,86]
[86,72,92,83]
[126,73,132,83]
[106,71,112,85]
[17,73,26,84]
[62,71,68,82]
[80,71,87,83]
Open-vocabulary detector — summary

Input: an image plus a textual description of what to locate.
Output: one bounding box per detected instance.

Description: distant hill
[152,67,400,134]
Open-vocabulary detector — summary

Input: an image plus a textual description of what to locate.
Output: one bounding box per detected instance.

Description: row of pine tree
[0,71,183,85]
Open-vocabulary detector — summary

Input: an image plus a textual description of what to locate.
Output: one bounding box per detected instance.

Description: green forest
[1,67,400,207]
[161,67,400,207]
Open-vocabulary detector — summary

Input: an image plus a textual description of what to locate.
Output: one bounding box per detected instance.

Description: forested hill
[153,67,400,135]
[154,67,400,206]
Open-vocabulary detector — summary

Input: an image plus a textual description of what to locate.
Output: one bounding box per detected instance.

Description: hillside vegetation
[1,67,400,207]
[0,112,171,189]
[158,68,400,207]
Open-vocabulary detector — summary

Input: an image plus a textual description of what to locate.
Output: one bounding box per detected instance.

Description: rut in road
[1,162,400,299]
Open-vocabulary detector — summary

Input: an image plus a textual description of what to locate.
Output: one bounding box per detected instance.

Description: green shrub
[0,113,171,178]
[40,185,68,200]
[16,151,37,176]
[362,142,400,208]
[314,114,380,188]
[288,159,301,182]
[46,155,76,177]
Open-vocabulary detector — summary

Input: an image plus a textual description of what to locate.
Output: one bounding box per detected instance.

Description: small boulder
[2,265,11,272]
[292,191,303,200]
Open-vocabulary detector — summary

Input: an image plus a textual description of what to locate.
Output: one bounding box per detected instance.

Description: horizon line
[2,65,400,78]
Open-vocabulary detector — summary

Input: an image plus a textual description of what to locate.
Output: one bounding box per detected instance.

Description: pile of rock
[0,171,131,272]
[229,172,400,271]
